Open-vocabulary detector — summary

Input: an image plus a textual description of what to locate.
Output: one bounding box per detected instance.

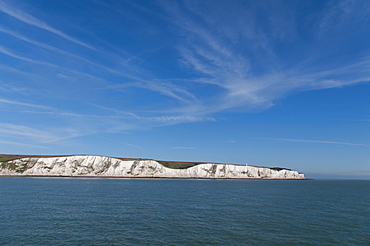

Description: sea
[0,178,369,245]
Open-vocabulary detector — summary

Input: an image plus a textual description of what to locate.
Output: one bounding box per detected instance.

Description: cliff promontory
[0,155,305,179]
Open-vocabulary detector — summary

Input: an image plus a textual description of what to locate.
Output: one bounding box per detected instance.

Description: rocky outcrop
[0,155,305,179]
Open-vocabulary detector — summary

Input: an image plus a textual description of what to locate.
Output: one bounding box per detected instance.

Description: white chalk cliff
[0,155,305,179]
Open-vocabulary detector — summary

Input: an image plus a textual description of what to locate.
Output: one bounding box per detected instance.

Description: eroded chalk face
[0,155,305,179]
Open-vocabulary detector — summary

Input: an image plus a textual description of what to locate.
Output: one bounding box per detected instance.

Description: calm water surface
[0,178,369,245]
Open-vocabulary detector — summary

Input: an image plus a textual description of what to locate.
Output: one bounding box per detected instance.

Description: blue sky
[0,0,369,178]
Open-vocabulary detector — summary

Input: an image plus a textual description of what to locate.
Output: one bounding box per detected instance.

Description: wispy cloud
[0,102,216,143]
[123,143,141,149]
[0,98,51,109]
[171,147,196,150]
[0,0,369,145]
[0,26,198,105]
[159,0,370,114]
[0,45,112,85]
[5,0,367,118]
[0,45,57,67]
[0,1,99,52]
[110,80,197,103]
[2,107,215,124]
[0,26,120,76]
[317,0,370,38]
[258,138,370,147]
[89,103,215,124]
[0,24,162,87]
[0,123,82,143]
[0,140,48,149]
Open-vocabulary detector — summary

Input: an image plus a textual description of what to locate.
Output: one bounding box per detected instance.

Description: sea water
[0,178,369,245]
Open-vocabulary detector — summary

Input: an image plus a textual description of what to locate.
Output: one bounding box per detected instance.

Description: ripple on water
[0,178,369,245]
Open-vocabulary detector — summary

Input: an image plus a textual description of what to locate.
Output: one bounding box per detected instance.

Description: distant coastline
[0,154,305,179]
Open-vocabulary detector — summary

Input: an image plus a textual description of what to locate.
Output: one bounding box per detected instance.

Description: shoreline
[0,174,307,180]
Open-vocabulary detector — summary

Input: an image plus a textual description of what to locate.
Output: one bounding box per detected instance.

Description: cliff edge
[0,155,305,179]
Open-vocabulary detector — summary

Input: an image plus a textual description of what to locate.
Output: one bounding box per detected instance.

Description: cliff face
[0,155,305,179]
